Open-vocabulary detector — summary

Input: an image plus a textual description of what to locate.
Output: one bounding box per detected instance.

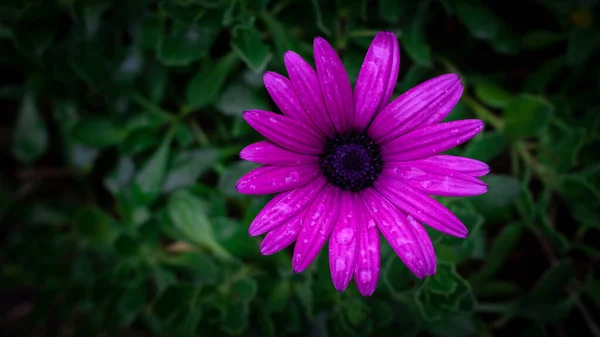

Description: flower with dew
[236,32,488,296]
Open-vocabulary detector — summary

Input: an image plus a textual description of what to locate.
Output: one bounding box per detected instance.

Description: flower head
[236,32,488,296]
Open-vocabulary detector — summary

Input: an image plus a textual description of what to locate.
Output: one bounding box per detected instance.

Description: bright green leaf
[231,26,272,73]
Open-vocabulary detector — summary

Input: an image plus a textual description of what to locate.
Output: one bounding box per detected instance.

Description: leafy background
[1,0,599,336]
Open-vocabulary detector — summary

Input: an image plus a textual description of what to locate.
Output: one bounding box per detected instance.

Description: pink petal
[293,185,341,272]
[260,210,306,255]
[248,177,327,236]
[381,119,484,162]
[263,72,316,128]
[403,155,490,177]
[243,110,325,155]
[236,164,320,195]
[368,74,463,144]
[381,164,488,197]
[328,192,359,291]
[353,32,400,131]
[240,141,319,166]
[284,51,337,138]
[354,198,380,296]
[374,176,468,238]
[362,188,436,278]
[314,37,354,134]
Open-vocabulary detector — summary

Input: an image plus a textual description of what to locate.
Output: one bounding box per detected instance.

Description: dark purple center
[319,132,383,192]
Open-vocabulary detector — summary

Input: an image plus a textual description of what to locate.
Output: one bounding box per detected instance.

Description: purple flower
[236,32,488,296]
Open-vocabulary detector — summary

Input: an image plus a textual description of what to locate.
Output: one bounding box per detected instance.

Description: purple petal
[293,185,341,272]
[249,177,327,236]
[354,32,400,131]
[328,192,359,291]
[236,164,320,195]
[374,176,468,238]
[284,51,337,138]
[314,37,354,134]
[263,72,316,128]
[362,188,436,278]
[240,141,319,166]
[368,74,463,144]
[403,155,490,177]
[381,119,484,162]
[243,110,324,155]
[381,164,488,197]
[354,198,380,296]
[260,210,306,255]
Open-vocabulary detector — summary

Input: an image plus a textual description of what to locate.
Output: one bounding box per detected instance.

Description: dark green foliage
[1,1,599,336]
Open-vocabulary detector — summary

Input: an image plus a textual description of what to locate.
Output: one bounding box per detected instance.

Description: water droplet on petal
[335,228,355,245]
[335,258,346,272]
[359,269,373,284]
[420,180,432,189]
[395,237,413,247]
[367,220,376,229]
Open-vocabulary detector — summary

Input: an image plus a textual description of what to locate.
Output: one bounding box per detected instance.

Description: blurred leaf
[378,0,403,23]
[186,52,240,109]
[428,264,458,294]
[401,6,431,67]
[383,255,412,296]
[163,149,218,192]
[158,19,220,66]
[503,95,553,138]
[524,57,565,93]
[471,223,522,284]
[167,189,231,259]
[159,0,205,23]
[471,174,521,221]
[473,78,513,108]
[12,91,48,162]
[425,313,476,337]
[216,82,269,116]
[231,26,272,73]
[75,206,119,245]
[522,30,564,50]
[567,29,600,65]
[160,251,219,284]
[152,284,202,336]
[213,217,258,258]
[513,260,574,321]
[132,134,172,205]
[463,131,507,162]
[104,157,135,195]
[454,0,499,39]
[218,160,259,197]
[72,117,128,149]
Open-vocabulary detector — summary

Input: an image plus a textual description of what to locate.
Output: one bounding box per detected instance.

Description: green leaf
[12,91,48,163]
[75,206,119,245]
[472,223,522,284]
[567,29,600,65]
[71,117,128,148]
[524,57,565,93]
[427,264,458,294]
[213,217,258,258]
[378,0,403,23]
[160,252,219,284]
[472,78,513,108]
[163,149,218,192]
[425,313,476,337]
[216,82,269,117]
[104,157,135,195]
[463,131,507,162]
[167,189,231,259]
[159,0,205,23]
[186,52,240,109]
[401,8,431,67]
[231,26,272,73]
[470,174,521,222]
[522,30,564,50]
[218,161,260,197]
[260,12,303,59]
[132,135,172,205]
[158,19,220,66]
[454,0,499,40]
[383,255,412,296]
[503,95,553,138]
